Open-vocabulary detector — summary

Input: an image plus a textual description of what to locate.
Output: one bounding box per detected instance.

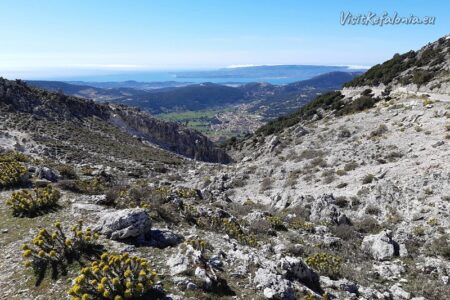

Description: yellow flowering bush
[22,221,100,275]
[221,218,258,247]
[305,252,342,279]
[0,151,29,162]
[175,187,200,199]
[68,252,158,300]
[186,238,213,253]
[267,216,287,231]
[0,161,28,188]
[6,186,60,217]
[289,218,315,233]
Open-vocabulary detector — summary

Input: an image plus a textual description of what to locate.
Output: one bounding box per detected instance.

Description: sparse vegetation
[67,252,159,300]
[305,252,342,279]
[22,221,101,280]
[362,174,375,184]
[6,186,60,217]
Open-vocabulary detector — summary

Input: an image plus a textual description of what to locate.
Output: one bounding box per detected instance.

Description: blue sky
[0,0,448,78]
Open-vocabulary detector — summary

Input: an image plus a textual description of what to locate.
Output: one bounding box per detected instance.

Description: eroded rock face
[110,106,232,163]
[278,256,319,288]
[254,267,294,300]
[145,229,184,248]
[34,166,59,182]
[310,194,350,225]
[361,230,399,261]
[94,208,151,240]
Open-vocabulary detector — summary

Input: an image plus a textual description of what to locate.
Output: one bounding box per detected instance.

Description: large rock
[310,194,350,225]
[278,256,319,288]
[145,229,184,248]
[34,166,59,182]
[94,208,151,240]
[361,230,399,261]
[254,267,294,300]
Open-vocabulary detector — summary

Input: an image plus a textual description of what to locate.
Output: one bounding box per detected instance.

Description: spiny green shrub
[186,238,213,254]
[0,150,29,162]
[6,186,60,217]
[197,216,257,247]
[67,252,158,300]
[175,187,200,199]
[305,252,342,279]
[22,221,100,277]
[59,177,105,195]
[0,161,28,188]
[288,218,315,232]
[267,216,287,231]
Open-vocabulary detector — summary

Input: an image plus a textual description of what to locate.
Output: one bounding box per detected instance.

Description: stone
[254,267,294,300]
[167,253,191,276]
[145,229,184,248]
[310,194,350,225]
[94,208,151,240]
[361,230,399,261]
[278,256,319,288]
[72,203,106,214]
[34,166,59,182]
[390,283,411,299]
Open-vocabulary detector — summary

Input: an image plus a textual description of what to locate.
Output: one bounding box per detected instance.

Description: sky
[0,0,449,79]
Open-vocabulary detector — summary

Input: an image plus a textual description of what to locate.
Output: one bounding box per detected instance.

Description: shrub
[259,177,272,192]
[305,252,342,279]
[0,161,28,188]
[365,205,381,216]
[267,216,287,231]
[354,216,380,234]
[428,236,450,258]
[0,150,29,162]
[362,174,375,184]
[412,70,433,86]
[208,218,257,247]
[370,124,388,137]
[6,186,60,217]
[288,218,315,232]
[22,221,100,278]
[336,169,347,176]
[175,187,201,199]
[59,177,105,195]
[57,164,78,180]
[67,252,159,300]
[336,96,380,116]
[344,161,358,172]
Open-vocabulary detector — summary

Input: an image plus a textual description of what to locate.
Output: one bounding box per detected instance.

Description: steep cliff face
[109,106,231,163]
[0,78,230,163]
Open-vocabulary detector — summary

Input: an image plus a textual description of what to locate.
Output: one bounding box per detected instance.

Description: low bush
[0,161,28,188]
[59,177,105,195]
[267,216,287,231]
[6,186,60,217]
[305,252,342,279]
[22,221,101,279]
[288,218,315,233]
[68,252,159,300]
[0,150,29,162]
[200,217,258,247]
[362,174,375,184]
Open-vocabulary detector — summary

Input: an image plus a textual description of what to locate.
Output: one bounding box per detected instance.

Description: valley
[28,70,361,141]
[0,30,449,300]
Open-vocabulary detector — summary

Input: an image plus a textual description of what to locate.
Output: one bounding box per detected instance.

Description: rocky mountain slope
[0,36,449,300]
[0,78,230,164]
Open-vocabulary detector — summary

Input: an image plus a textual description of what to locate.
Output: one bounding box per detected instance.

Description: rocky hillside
[345,35,450,93]
[0,36,448,300]
[0,78,230,164]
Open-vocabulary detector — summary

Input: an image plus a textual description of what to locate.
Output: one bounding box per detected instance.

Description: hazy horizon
[0,0,448,79]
